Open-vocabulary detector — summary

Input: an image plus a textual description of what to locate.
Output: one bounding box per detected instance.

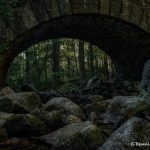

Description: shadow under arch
[1,14,150,87]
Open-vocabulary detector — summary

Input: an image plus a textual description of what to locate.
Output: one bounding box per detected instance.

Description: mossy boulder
[89,95,104,103]
[132,100,149,116]
[0,92,42,113]
[39,121,103,150]
[84,99,112,114]
[0,112,47,136]
[99,117,150,150]
[0,87,14,96]
[62,115,82,124]
[80,124,103,148]
[104,96,148,127]
[30,108,62,126]
[43,97,85,119]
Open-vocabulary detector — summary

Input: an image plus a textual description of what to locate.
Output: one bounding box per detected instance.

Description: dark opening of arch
[0,15,150,87]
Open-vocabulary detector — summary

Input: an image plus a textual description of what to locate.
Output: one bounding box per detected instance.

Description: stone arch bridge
[0,0,150,87]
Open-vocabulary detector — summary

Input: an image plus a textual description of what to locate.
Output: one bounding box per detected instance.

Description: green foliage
[61,82,79,93]
[89,127,103,145]
[7,38,115,91]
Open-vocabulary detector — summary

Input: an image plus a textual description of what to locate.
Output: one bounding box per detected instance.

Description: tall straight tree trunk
[38,45,49,82]
[72,40,78,74]
[78,40,86,88]
[33,45,38,86]
[89,43,94,77]
[104,53,109,80]
[25,49,30,83]
[67,57,71,78]
[95,55,98,75]
[87,50,90,78]
[44,66,48,81]
[52,39,60,86]
[66,44,71,79]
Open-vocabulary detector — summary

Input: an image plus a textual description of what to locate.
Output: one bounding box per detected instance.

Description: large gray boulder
[104,96,148,127]
[84,99,112,114]
[99,117,150,150]
[43,97,85,119]
[39,121,103,150]
[0,92,42,113]
[0,112,47,136]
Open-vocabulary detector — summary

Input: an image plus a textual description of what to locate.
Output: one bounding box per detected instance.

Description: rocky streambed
[0,79,149,150]
[1,58,150,150]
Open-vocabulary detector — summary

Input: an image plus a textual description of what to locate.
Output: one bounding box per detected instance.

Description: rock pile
[0,60,150,149]
[0,88,103,150]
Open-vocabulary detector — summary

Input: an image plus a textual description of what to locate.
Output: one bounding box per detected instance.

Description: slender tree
[25,49,30,83]
[73,40,78,74]
[52,39,60,86]
[89,43,95,77]
[78,40,86,88]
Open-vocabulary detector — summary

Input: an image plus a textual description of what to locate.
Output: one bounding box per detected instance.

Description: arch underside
[0,0,150,41]
[0,0,150,87]
[4,15,150,82]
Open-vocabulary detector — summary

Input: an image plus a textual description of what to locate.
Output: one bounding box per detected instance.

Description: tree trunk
[72,40,78,74]
[95,55,98,75]
[38,45,49,82]
[67,57,71,78]
[52,39,60,86]
[78,40,86,88]
[89,43,94,77]
[104,54,109,80]
[25,49,30,83]
[44,66,48,81]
